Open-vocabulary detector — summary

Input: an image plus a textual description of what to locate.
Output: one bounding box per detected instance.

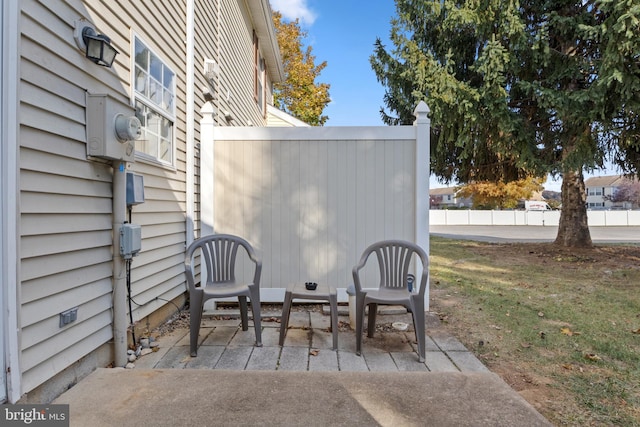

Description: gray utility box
[126,172,145,205]
[120,223,142,259]
[86,93,140,162]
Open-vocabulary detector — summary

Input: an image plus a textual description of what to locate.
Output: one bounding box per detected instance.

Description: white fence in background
[430,209,640,226]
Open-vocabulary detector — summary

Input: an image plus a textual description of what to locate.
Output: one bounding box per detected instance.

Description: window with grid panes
[133,36,175,165]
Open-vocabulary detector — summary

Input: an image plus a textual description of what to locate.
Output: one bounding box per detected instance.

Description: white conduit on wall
[112,161,128,367]
[185,0,195,246]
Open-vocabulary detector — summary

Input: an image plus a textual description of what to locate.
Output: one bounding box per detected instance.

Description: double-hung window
[133,36,175,165]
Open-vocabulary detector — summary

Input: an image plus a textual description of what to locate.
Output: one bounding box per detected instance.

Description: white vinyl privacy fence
[200,103,431,303]
[430,209,640,226]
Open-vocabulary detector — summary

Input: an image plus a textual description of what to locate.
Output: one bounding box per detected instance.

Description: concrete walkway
[54,306,551,426]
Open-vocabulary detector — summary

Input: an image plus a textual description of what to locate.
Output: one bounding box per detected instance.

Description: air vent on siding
[202,59,220,103]
[203,59,219,91]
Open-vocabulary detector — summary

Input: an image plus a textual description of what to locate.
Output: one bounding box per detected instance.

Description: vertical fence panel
[211,127,417,300]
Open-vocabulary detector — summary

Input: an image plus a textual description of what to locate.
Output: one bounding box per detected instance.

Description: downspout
[112,161,128,367]
[2,0,21,402]
[186,0,195,246]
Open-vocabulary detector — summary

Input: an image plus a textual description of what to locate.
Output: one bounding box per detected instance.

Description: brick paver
[136,307,489,375]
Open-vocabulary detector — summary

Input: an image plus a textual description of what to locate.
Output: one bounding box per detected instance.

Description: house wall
[218,1,272,127]
[586,183,638,210]
[266,113,294,127]
[584,176,640,210]
[586,185,608,208]
[210,126,418,301]
[17,0,283,400]
[20,0,135,394]
[192,0,279,238]
[124,1,190,324]
[266,105,310,127]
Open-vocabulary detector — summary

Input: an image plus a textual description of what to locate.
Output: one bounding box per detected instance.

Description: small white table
[278,283,339,350]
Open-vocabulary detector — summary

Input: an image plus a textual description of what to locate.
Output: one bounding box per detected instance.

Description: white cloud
[270,0,317,26]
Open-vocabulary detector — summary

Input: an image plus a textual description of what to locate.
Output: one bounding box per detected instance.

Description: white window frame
[131,33,176,167]
[254,31,265,115]
[257,56,265,113]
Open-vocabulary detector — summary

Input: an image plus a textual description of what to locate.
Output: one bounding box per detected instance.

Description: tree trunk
[554,170,592,248]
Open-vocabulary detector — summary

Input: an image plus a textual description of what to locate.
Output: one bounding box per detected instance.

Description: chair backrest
[185,234,260,289]
[354,240,429,295]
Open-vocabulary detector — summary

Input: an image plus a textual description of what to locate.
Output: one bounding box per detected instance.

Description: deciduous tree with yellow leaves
[458,177,545,210]
[272,11,330,126]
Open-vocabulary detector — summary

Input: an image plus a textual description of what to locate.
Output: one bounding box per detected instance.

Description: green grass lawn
[429,236,640,426]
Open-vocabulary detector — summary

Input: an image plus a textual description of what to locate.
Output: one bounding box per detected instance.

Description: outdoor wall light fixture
[74,23,118,67]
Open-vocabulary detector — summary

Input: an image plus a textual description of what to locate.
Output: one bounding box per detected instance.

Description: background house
[429,187,472,209]
[585,175,640,210]
[1,0,283,404]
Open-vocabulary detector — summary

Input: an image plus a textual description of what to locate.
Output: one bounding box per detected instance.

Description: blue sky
[270,0,396,126]
[269,0,616,191]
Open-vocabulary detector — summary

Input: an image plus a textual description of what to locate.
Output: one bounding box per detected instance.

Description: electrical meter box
[126,172,145,205]
[120,223,141,259]
[86,93,141,162]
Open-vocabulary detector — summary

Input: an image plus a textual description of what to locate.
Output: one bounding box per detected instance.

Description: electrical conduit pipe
[112,161,128,367]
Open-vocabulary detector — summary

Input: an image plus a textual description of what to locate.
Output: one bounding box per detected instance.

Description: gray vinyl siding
[219,1,268,127]
[19,0,189,393]
[192,0,221,238]
[126,162,187,321]
[18,0,277,394]
[191,0,275,238]
[20,0,118,392]
[98,0,189,322]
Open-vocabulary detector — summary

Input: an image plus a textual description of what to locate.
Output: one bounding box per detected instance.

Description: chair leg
[367,303,378,338]
[412,307,426,363]
[189,292,204,357]
[329,291,338,351]
[355,294,366,356]
[249,287,262,347]
[239,296,249,331]
[278,290,293,346]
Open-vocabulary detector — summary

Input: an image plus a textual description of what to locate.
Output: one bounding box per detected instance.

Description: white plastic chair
[185,234,262,356]
[353,240,429,362]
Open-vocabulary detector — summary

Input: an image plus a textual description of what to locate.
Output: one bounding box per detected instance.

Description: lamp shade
[82,27,118,67]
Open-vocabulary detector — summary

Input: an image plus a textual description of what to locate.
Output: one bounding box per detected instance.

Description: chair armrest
[239,241,262,288]
[417,268,429,297]
[184,253,201,292]
[250,259,262,288]
[352,251,373,292]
